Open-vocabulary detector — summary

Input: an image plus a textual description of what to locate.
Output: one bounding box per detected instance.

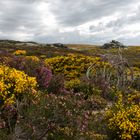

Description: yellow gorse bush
[106,92,140,140]
[65,78,81,90]
[23,56,40,69]
[45,54,101,79]
[24,56,40,62]
[13,50,27,56]
[132,67,140,77]
[0,65,37,106]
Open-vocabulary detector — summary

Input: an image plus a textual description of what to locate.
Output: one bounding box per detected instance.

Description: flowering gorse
[0,65,37,106]
[13,50,26,56]
[45,54,100,79]
[106,92,140,140]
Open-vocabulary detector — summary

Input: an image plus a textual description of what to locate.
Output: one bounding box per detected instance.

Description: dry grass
[67,44,99,50]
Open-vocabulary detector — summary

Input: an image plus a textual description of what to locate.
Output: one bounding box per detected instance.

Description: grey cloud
[89,22,105,32]
[0,0,140,45]
[0,0,43,34]
[106,11,140,29]
[48,0,139,26]
[88,4,140,40]
[33,30,86,44]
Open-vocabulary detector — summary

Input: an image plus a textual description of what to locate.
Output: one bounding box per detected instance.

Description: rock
[102,40,127,49]
[53,43,67,48]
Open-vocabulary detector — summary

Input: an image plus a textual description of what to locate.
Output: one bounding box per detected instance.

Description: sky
[0,0,140,45]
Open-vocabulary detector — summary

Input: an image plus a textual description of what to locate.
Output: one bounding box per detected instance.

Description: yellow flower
[13,50,27,55]
[0,65,37,106]
[45,54,102,79]
[106,92,140,140]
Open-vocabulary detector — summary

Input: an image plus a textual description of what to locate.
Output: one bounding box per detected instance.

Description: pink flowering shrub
[35,66,52,88]
[15,92,107,140]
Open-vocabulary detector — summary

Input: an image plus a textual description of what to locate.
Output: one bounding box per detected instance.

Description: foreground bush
[0,65,37,107]
[106,93,140,140]
[13,92,107,140]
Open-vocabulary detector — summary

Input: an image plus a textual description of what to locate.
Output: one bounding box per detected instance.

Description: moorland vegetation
[0,40,140,140]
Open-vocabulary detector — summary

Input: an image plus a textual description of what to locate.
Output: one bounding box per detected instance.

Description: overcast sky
[0,0,140,45]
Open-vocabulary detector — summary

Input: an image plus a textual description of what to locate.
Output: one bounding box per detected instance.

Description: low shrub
[9,55,40,76]
[106,93,140,140]
[132,76,140,91]
[0,65,37,134]
[19,56,40,76]
[64,78,81,92]
[35,66,52,88]
[13,92,107,140]
[0,65,37,107]
[45,54,100,79]
[86,95,107,110]
[47,74,65,94]
[13,50,26,56]
[64,77,102,98]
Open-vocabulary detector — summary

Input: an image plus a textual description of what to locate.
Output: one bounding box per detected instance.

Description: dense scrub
[45,54,101,79]
[0,43,140,139]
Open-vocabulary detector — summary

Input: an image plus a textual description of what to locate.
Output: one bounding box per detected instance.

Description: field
[0,40,140,140]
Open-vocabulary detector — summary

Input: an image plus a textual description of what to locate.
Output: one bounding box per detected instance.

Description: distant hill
[0,39,140,67]
[0,40,69,49]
